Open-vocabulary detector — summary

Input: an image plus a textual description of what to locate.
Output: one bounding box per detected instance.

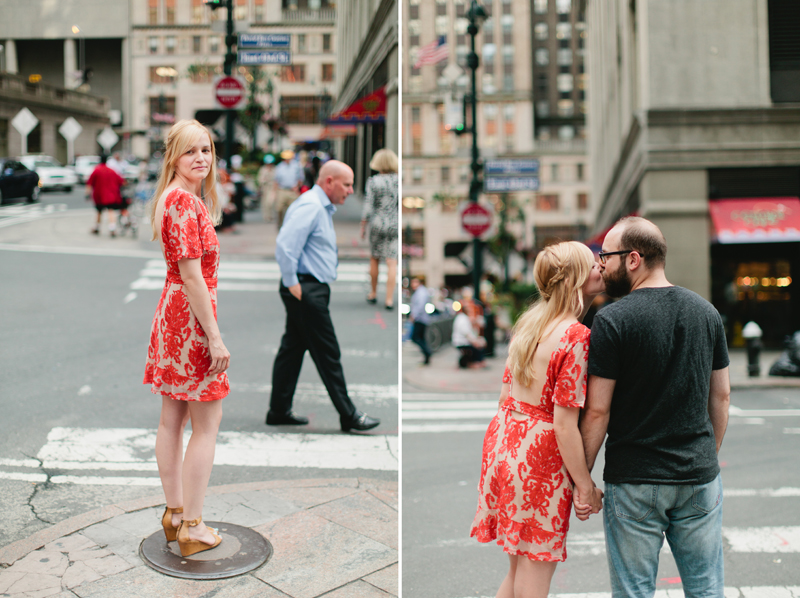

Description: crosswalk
[0,203,67,229]
[129,259,384,293]
[403,395,800,434]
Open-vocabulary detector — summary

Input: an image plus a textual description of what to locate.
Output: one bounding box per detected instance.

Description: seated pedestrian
[453,304,487,369]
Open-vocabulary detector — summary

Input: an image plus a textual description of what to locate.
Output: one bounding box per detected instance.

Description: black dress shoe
[366,296,377,304]
[341,411,380,432]
[266,411,309,426]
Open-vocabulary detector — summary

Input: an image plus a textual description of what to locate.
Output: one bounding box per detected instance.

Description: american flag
[414,36,449,68]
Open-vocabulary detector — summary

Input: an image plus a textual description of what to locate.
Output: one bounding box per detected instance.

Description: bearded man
[580,216,731,598]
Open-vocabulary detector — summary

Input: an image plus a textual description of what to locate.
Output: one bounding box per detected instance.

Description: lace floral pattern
[470,322,590,561]
[143,189,229,401]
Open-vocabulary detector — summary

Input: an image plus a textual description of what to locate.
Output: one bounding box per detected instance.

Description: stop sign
[461,202,492,237]
[214,76,246,109]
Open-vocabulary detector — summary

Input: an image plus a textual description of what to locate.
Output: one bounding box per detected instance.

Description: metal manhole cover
[140,521,273,580]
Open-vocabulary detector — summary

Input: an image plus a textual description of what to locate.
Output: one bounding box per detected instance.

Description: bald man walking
[267,160,380,433]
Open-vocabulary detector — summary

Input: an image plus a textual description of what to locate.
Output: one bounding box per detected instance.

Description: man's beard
[603,261,633,298]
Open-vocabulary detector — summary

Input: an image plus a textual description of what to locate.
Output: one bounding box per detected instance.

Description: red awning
[327,86,386,124]
[709,197,800,244]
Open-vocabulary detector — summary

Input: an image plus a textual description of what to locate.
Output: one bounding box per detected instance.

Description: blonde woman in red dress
[470,241,605,597]
[143,119,230,557]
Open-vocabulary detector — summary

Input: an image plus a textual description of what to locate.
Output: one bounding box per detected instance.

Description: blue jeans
[603,474,724,598]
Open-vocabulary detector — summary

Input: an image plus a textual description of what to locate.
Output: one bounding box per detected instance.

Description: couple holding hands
[471,218,731,598]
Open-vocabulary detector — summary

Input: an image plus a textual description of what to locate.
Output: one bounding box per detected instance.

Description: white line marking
[725,488,800,497]
[123,292,137,303]
[403,401,498,410]
[403,423,489,434]
[0,458,41,468]
[77,385,91,396]
[51,475,161,486]
[0,471,48,482]
[404,410,496,420]
[729,405,800,417]
[724,527,800,552]
[451,590,800,598]
[784,428,800,434]
[35,427,398,473]
[0,243,161,259]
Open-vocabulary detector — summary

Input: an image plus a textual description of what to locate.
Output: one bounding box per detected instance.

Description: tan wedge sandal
[176,516,222,557]
[161,506,184,542]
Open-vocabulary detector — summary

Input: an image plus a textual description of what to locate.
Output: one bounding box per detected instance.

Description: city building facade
[402,0,591,290]
[586,0,800,345]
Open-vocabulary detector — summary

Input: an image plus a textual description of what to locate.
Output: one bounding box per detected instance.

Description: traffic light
[204,0,223,8]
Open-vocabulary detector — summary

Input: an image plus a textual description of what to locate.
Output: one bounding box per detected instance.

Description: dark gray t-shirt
[588,286,729,485]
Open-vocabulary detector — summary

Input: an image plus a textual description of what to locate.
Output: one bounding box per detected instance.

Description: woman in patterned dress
[360,149,398,309]
[470,241,605,597]
[143,120,230,556]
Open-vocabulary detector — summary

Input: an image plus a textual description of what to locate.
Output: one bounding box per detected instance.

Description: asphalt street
[402,360,800,597]
[0,187,398,550]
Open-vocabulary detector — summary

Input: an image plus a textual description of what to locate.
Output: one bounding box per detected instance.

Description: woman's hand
[573,483,603,520]
[208,337,230,376]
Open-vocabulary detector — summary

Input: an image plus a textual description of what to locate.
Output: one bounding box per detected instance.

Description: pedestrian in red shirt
[86,154,125,237]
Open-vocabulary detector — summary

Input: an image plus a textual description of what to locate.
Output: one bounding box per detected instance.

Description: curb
[0,477,394,568]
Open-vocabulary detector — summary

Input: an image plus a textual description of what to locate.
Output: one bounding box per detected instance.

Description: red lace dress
[470,322,590,561]
[143,188,230,401]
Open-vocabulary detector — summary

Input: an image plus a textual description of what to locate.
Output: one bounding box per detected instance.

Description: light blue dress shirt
[410,285,431,324]
[274,160,304,189]
[275,185,338,287]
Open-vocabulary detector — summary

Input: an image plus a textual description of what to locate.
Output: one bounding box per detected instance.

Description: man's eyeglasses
[598,250,634,264]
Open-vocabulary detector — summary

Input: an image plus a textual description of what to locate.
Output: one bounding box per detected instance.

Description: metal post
[224,0,235,166]
[467,1,483,296]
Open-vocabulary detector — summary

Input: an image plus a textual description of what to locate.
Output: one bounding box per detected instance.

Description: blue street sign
[484,158,540,176]
[238,33,291,48]
[484,176,540,193]
[237,50,292,65]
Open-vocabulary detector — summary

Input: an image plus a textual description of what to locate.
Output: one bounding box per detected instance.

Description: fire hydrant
[742,321,763,378]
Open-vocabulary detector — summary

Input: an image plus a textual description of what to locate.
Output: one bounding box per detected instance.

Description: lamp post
[466,0,486,295]
[205,0,237,166]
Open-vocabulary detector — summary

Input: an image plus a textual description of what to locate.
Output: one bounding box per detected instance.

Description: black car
[0,158,40,204]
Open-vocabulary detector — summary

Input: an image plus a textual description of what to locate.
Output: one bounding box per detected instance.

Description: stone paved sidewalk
[0,478,397,598]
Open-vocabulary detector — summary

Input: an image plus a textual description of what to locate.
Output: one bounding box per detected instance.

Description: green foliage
[507,282,540,324]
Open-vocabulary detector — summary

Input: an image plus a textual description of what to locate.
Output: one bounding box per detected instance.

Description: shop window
[150,66,178,84]
[280,95,326,123]
[322,64,334,82]
[150,96,176,126]
[280,65,306,82]
[537,193,559,211]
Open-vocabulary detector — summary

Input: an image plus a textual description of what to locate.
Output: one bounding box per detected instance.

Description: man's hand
[288,283,302,301]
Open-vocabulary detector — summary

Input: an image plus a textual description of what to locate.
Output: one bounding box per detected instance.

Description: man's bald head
[317,160,354,205]
[611,216,667,268]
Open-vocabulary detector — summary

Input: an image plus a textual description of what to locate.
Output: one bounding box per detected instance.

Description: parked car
[73,155,101,183]
[18,155,78,192]
[0,158,40,204]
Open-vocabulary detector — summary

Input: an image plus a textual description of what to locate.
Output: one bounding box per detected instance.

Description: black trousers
[270,279,357,422]
[411,321,431,359]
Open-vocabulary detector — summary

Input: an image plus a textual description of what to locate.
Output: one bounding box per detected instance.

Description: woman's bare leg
[155,396,190,527]
[496,554,518,598]
[368,257,379,300]
[513,557,557,598]
[182,399,223,544]
[385,258,397,306]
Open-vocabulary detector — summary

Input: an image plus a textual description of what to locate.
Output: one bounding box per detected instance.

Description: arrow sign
[59,117,83,165]
[11,108,39,155]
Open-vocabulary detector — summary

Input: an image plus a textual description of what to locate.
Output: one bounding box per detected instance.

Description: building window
[441,166,450,184]
[534,22,548,40]
[557,99,574,116]
[556,22,572,40]
[192,36,202,54]
[768,0,800,102]
[501,14,513,36]
[192,0,205,23]
[437,2,447,15]
[150,66,178,84]
[536,100,549,117]
[209,36,220,53]
[534,0,548,14]
[255,0,264,21]
[503,74,514,91]
[234,0,247,20]
[556,0,571,13]
[578,192,588,210]
[165,36,176,54]
[535,48,549,66]
[435,16,448,35]
[297,34,306,53]
[483,18,494,43]
[557,74,573,92]
[558,125,575,139]
[460,164,469,182]
[166,0,176,24]
[413,165,423,182]
[557,48,572,66]
[280,65,306,82]
[150,96,176,126]
[322,63,334,82]
[149,37,159,54]
[280,95,326,123]
[577,163,584,180]
[537,193,559,211]
[502,45,514,65]
[551,164,558,181]
[149,0,158,24]
[409,4,419,19]
[323,33,332,52]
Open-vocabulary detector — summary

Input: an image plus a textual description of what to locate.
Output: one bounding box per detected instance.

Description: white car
[73,155,101,184]
[19,155,78,192]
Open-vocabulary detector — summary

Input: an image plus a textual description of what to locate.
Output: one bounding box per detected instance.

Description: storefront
[709,197,800,347]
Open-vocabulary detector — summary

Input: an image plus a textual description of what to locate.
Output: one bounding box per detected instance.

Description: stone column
[64,38,78,88]
[5,39,18,74]
[121,37,131,131]
[639,169,711,300]
[384,47,398,154]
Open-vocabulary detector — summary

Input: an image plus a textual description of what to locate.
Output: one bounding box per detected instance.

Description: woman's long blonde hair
[508,241,594,387]
[148,119,221,240]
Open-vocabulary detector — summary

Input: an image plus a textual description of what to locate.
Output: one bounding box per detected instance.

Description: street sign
[484,158,540,176]
[214,75,247,109]
[238,33,290,48]
[12,108,39,155]
[59,117,83,165]
[237,50,291,65]
[97,127,119,152]
[461,202,493,238]
[484,176,540,192]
